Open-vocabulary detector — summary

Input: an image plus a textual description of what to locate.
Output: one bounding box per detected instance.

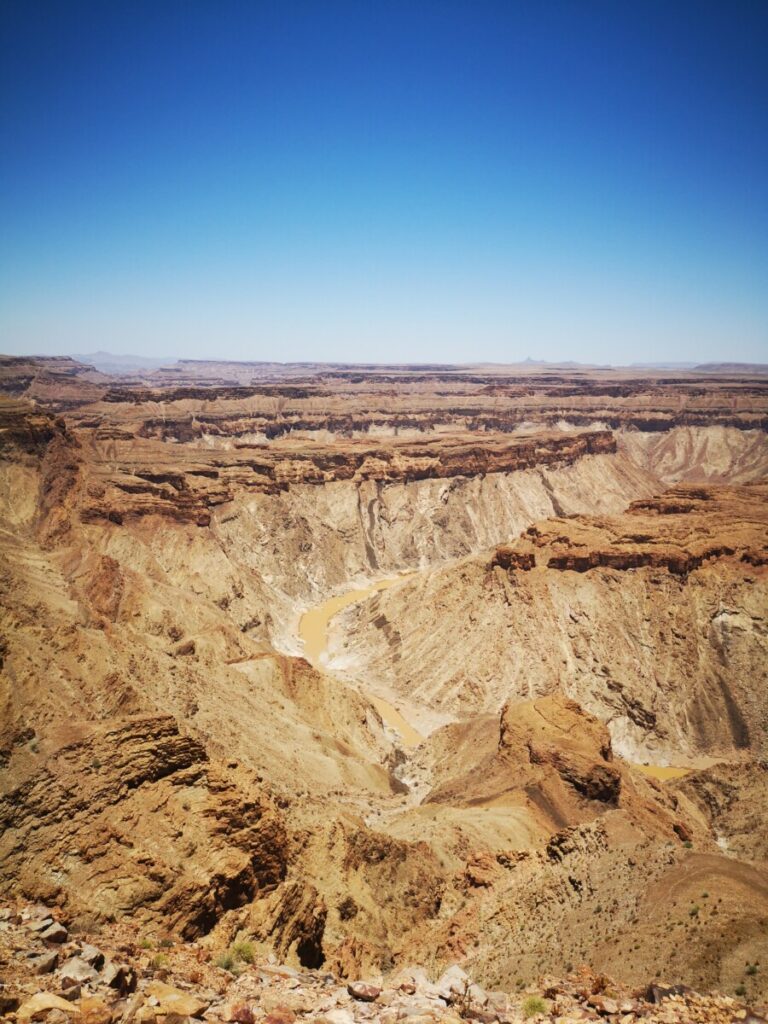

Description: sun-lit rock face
[1,360,768,997]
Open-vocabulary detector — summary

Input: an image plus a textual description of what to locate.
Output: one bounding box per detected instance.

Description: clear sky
[1,1,766,364]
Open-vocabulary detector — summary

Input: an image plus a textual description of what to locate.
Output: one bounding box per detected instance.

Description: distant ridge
[71,351,176,374]
[693,362,768,373]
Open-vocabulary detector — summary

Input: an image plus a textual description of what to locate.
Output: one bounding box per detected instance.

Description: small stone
[316,1011,355,1024]
[101,962,136,995]
[27,918,55,933]
[347,983,381,1003]
[226,1004,255,1024]
[78,946,105,969]
[436,966,469,1002]
[59,958,99,989]
[31,951,59,975]
[0,995,21,1015]
[78,997,112,1024]
[59,987,82,1003]
[264,1011,296,1024]
[467,984,488,1007]
[18,993,82,1021]
[260,993,313,1015]
[41,923,69,944]
[145,981,209,1018]
[25,906,55,922]
[587,996,619,1016]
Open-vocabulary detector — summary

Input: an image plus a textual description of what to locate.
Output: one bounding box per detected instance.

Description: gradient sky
[1,1,767,364]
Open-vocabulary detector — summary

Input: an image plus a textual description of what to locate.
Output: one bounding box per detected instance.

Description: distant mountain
[629,362,698,369]
[71,351,176,374]
[693,362,768,374]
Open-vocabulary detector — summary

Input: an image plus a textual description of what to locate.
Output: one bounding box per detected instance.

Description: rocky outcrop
[0,716,288,936]
[426,695,622,820]
[522,484,768,576]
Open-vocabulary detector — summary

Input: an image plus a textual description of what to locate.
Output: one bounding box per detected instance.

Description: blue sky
[1,1,766,364]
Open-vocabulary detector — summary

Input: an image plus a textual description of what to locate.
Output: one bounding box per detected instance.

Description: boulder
[18,993,82,1021]
[59,958,99,989]
[27,917,55,933]
[101,961,136,994]
[78,997,112,1024]
[79,945,105,969]
[31,951,59,975]
[347,983,381,1002]
[145,981,210,1018]
[41,923,69,943]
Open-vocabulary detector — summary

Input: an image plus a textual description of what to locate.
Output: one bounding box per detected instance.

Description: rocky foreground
[1,904,764,1024]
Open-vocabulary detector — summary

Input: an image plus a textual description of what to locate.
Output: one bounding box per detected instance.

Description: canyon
[1,356,767,1017]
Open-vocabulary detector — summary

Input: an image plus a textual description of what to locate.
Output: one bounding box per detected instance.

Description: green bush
[522,996,548,1018]
[215,951,236,972]
[231,940,255,964]
[746,964,758,976]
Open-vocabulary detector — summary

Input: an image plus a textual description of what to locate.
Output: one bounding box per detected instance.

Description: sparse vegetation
[231,940,255,964]
[689,905,700,917]
[735,984,746,997]
[150,953,168,969]
[522,996,547,1018]
[215,951,236,972]
[139,938,154,950]
[746,963,758,976]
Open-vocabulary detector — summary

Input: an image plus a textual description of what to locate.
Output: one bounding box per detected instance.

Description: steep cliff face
[330,486,768,761]
[0,715,288,937]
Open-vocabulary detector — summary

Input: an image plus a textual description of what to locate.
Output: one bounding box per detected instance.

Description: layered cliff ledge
[76,430,617,526]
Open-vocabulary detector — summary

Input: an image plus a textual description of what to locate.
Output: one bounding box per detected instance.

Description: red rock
[264,1011,296,1024]
[227,1006,255,1024]
[347,983,381,1002]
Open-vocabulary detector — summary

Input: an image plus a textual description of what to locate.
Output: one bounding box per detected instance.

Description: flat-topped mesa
[489,483,768,577]
[78,429,617,526]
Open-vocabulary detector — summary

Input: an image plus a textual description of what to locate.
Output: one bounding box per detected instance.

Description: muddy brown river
[299,577,424,748]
